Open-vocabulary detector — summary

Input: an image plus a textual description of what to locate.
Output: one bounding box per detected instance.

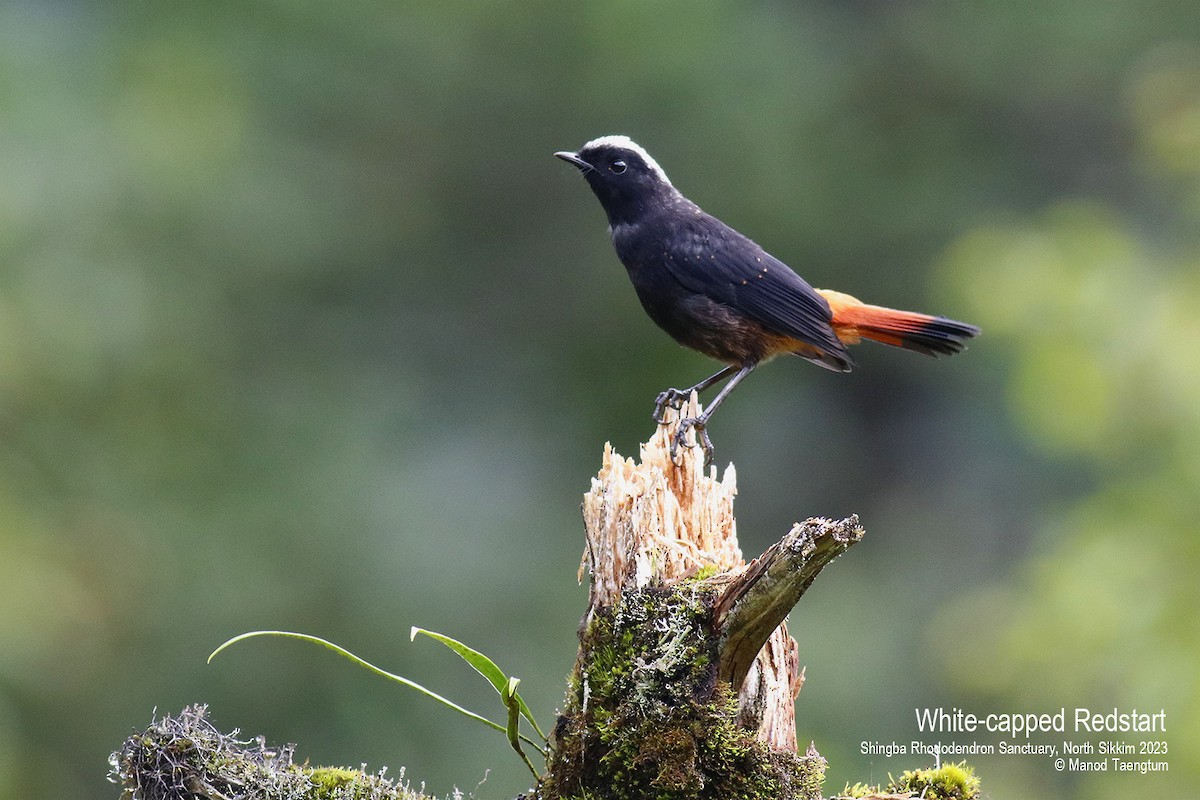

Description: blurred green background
[1,2,1197,798]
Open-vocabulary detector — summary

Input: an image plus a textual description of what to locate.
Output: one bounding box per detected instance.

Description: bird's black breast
[611,207,849,368]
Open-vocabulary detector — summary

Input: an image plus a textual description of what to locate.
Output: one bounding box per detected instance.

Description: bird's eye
[610,160,627,174]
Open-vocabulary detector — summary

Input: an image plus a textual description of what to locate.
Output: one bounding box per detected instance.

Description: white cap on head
[580,135,673,186]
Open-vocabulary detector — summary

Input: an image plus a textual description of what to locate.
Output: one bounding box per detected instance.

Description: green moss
[308,767,361,797]
[534,585,825,800]
[832,761,982,799]
[889,761,980,800]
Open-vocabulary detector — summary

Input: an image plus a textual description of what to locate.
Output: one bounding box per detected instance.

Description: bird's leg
[653,365,738,424]
[669,363,756,466]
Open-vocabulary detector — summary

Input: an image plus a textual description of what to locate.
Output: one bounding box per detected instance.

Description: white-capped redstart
[556,136,979,464]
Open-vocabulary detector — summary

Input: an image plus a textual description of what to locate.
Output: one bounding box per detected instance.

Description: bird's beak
[554,150,592,171]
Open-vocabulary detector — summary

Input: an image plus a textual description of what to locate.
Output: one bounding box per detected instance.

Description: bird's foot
[653,387,691,424]
[670,416,715,468]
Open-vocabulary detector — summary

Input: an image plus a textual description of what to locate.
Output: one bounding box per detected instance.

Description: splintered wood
[580,396,744,611]
[580,396,813,752]
[578,398,864,755]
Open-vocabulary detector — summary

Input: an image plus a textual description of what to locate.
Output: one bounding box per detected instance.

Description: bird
[555,135,979,465]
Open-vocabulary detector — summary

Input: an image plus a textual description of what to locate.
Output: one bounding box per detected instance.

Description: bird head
[555,135,679,225]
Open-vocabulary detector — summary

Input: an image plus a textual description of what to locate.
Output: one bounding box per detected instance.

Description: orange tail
[817,289,980,357]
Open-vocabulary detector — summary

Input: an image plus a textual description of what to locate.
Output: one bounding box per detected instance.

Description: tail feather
[817,289,980,357]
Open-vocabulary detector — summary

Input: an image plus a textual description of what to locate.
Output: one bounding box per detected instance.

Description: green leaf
[502,677,538,777]
[207,631,531,745]
[410,626,547,742]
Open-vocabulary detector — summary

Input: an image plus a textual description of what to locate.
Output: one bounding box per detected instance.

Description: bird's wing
[661,216,851,368]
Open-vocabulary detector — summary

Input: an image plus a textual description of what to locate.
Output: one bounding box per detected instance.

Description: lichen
[109,705,426,800]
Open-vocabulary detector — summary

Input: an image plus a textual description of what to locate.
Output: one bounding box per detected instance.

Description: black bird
[555,135,979,464]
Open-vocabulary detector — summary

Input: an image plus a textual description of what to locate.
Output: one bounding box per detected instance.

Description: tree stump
[533,397,864,800]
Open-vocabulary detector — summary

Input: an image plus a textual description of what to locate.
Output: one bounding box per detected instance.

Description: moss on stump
[531,584,826,800]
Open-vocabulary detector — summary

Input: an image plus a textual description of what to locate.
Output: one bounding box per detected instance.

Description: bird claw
[653,387,690,424]
[669,417,715,467]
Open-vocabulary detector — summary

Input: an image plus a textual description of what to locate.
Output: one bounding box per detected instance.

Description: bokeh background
[2,2,1197,798]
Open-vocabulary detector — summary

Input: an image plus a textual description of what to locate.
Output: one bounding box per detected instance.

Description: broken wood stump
[534,396,864,800]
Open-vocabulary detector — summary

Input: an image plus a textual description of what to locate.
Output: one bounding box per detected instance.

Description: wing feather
[659,215,851,369]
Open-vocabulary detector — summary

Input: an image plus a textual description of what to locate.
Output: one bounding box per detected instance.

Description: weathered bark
[714,515,865,705]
